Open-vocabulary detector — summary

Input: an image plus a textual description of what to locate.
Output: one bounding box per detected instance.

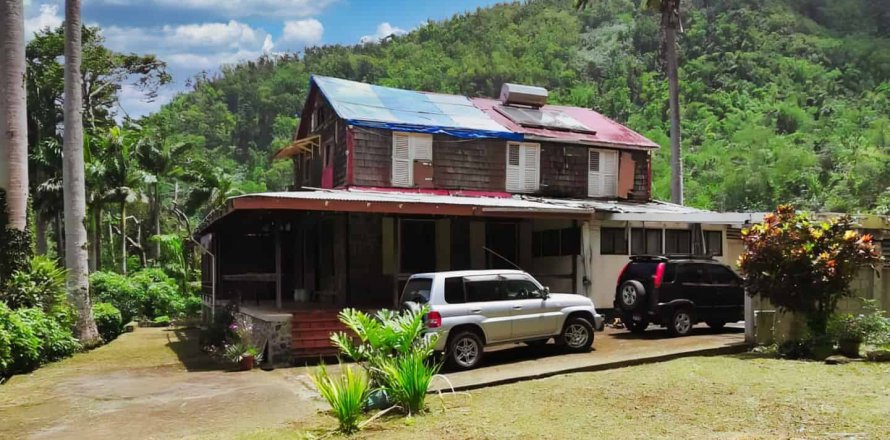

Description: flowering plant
[739,205,882,337]
[222,315,264,363]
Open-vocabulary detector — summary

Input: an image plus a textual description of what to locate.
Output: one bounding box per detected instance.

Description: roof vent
[500,83,548,108]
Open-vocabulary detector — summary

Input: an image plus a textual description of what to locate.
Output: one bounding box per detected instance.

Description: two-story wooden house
[196,76,748,361]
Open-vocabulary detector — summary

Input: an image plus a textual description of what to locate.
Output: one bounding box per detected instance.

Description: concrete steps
[290,310,348,361]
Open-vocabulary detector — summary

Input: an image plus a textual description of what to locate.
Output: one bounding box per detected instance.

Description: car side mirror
[543,286,550,299]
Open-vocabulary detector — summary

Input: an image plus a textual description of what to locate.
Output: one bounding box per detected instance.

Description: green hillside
[142,0,890,213]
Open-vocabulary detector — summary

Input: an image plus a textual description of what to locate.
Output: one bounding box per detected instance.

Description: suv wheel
[560,317,594,352]
[618,280,646,311]
[668,308,694,337]
[447,331,484,370]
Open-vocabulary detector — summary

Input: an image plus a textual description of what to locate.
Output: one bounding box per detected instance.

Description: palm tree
[0,0,30,231]
[182,159,244,220]
[576,0,684,204]
[30,138,64,256]
[62,0,100,345]
[136,132,191,261]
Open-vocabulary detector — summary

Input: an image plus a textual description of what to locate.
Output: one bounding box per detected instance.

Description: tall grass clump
[311,363,371,434]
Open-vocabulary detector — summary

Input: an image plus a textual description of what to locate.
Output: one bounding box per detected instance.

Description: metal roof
[472,97,659,150]
[312,76,521,141]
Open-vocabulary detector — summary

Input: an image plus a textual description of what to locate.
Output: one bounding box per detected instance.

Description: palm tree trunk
[0,0,29,231]
[120,202,127,274]
[663,3,683,205]
[63,0,100,346]
[89,203,102,272]
[54,212,65,259]
[151,183,161,261]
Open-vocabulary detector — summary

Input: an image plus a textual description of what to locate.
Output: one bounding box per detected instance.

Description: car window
[662,264,677,283]
[504,279,544,299]
[400,278,432,304]
[444,277,466,303]
[676,264,706,284]
[466,280,507,302]
[706,265,738,285]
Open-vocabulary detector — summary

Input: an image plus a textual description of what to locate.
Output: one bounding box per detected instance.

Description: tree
[576,0,683,204]
[63,0,101,345]
[135,131,191,261]
[0,0,30,231]
[739,205,882,340]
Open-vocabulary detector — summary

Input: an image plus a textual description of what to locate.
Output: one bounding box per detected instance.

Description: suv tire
[447,330,484,370]
[559,317,594,352]
[668,308,694,337]
[618,280,646,311]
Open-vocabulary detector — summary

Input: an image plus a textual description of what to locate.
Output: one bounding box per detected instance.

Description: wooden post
[275,227,282,310]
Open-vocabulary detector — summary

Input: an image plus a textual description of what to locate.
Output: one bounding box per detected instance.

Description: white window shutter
[506,143,522,192]
[523,144,540,192]
[392,133,412,187]
[411,134,433,161]
[588,150,602,196]
[602,150,618,197]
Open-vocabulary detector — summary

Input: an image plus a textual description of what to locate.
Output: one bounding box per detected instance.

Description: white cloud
[278,18,324,50]
[96,0,335,18]
[359,22,408,45]
[24,4,63,39]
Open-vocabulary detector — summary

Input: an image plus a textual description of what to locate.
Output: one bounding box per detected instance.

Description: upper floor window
[631,228,662,255]
[588,149,618,197]
[505,142,540,193]
[705,230,723,256]
[665,229,692,254]
[392,132,433,187]
[600,227,628,255]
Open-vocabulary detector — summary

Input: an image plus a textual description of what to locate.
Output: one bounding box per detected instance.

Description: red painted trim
[346,126,355,186]
[231,196,585,220]
[353,187,514,199]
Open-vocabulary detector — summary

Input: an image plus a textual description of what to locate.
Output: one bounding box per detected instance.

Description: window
[588,149,618,197]
[444,277,466,304]
[600,227,628,255]
[665,230,692,254]
[532,227,581,257]
[505,142,540,193]
[705,231,723,256]
[323,142,334,167]
[631,228,662,255]
[302,156,312,182]
[400,278,432,304]
[466,280,507,302]
[706,265,738,285]
[391,132,433,187]
[677,264,707,284]
[504,279,545,299]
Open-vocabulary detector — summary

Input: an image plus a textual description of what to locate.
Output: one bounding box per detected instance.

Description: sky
[22,0,502,119]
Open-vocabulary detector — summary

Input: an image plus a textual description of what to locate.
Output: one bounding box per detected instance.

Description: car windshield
[400,278,433,304]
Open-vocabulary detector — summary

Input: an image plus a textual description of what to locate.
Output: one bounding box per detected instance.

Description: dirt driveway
[0,327,324,440]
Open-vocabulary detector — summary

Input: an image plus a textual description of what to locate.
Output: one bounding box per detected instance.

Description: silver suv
[400,270,605,370]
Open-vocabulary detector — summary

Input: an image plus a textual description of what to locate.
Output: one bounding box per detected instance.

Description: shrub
[2,256,69,317]
[0,303,40,376]
[92,302,123,343]
[143,282,184,319]
[15,308,80,363]
[182,294,203,318]
[222,314,263,364]
[90,271,143,324]
[311,363,371,434]
[829,300,890,346]
[332,307,440,414]
[152,315,172,326]
[739,206,882,338]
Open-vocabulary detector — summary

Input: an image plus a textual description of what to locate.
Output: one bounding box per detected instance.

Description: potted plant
[828,313,866,357]
[223,316,264,371]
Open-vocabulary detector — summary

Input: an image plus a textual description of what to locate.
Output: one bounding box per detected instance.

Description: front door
[505,276,562,338]
[464,276,513,343]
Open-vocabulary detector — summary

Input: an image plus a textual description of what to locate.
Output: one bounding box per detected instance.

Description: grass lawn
[225,355,890,440]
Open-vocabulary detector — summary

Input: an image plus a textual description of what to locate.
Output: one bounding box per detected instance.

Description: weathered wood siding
[432,136,506,191]
[630,150,650,201]
[352,127,391,187]
[538,142,588,197]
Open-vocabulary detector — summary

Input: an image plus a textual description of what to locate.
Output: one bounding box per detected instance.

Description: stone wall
[235,309,292,366]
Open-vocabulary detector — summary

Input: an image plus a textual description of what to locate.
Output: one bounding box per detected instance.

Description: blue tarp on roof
[312,75,523,141]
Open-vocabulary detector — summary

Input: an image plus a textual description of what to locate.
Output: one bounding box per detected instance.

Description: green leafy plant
[829,300,890,345]
[2,257,70,321]
[90,271,143,324]
[15,308,80,363]
[311,363,372,434]
[0,303,40,377]
[92,302,124,343]
[222,314,263,364]
[152,315,172,326]
[739,206,882,341]
[331,307,440,414]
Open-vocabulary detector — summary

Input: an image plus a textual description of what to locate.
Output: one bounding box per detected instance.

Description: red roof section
[472,97,659,150]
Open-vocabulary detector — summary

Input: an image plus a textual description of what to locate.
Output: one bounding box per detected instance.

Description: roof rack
[630,254,716,261]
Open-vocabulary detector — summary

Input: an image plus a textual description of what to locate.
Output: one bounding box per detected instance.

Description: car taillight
[653,262,666,289]
[427,311,442,328]
[617,263,630,287]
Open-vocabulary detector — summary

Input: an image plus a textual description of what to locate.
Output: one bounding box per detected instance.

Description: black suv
[614,255,744,336]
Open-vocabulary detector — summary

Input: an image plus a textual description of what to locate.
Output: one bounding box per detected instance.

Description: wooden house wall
[538,142,588,197]
[352,127,391,187]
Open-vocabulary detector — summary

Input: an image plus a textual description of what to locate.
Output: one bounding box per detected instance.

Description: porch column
[275,227,282,310]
